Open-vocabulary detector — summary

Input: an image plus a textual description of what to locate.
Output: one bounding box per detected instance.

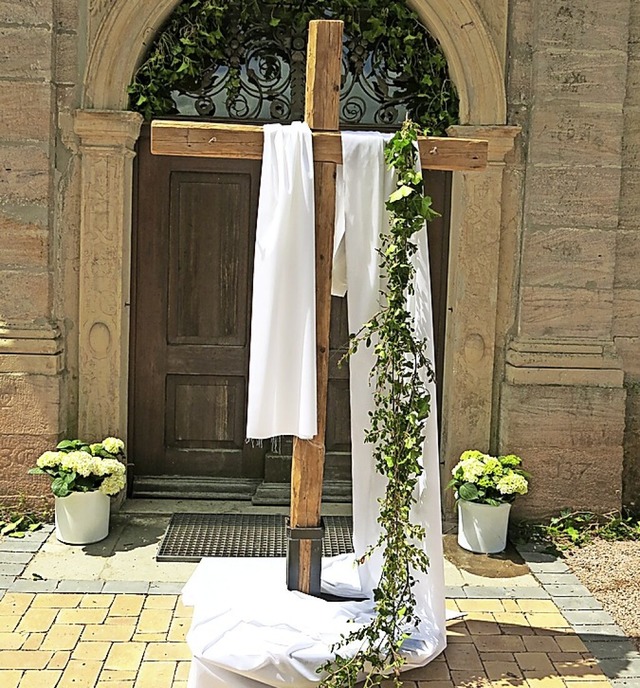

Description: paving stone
[148,582,185,595]
[55,580,105,594]
[518,550,557,563]
[544,584,593,597]
[101,581,149,594]
[553,596,604,610]
[0,565,26,577]
[526,560,570,574]
[8,580,57,593]
[0,553,32,565]
[585,640,640,660]
[445,585,465,598]
[600,658,640,678]
[611,679,640,687]
[534,572,583,586]
[563,610,617,625]
[24,531,51,544]
[463,586,507,599]
[575,624,629,639]
[505,586,550,599]
[0,577,16,590]
[0,541,42,553]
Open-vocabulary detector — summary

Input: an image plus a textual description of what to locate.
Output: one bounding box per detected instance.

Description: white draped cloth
[246,122,317,440]
[183,127,445,688]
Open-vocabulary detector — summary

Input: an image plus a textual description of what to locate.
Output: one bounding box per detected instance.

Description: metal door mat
[157,513,354,562]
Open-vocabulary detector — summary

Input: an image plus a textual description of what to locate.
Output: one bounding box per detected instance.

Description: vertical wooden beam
[289,19,343,594]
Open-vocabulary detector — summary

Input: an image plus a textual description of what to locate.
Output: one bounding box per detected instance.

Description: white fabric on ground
[246,122,317,440]
[185,130,445,688]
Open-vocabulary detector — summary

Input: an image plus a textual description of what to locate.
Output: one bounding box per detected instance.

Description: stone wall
[0,0,82,509]
[617,0,640,513]
[0,0,638,518]
[502,0,631,518]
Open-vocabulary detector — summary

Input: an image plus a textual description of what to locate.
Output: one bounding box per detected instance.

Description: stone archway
[74,0,519,505]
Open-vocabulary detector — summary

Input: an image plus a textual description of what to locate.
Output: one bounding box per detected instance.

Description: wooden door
[130,126,451,499]
[130,127,265,497]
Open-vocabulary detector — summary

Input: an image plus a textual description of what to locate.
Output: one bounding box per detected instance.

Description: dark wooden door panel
[168,171,251,346]
[131,127,263,479]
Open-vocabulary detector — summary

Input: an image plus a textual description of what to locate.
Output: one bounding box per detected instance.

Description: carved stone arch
[76,0,517,511]
[84,0,506,123]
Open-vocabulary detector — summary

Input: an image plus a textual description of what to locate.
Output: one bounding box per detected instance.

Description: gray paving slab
[504,586,550,599]
[600,658,640,679]
[56,580,105,593]
[102,581,150,594]
[0,539,43,553]
[575,624,630,639]
[563,609,617,626]
[9,579,58,593]
[584,640,640,660]
[610,679,640,688]
[518,550,557,563]
[0,576,16,589]
[148,582,185,595]
[445,585,465,598]
[25,530,53,543]
[0,563,26,577]
[534,572,583,586]
[462,586,507,599]
[0,552,34,565]
[553,595,604,610]
[543,583,593,597]
[526,560,571,574]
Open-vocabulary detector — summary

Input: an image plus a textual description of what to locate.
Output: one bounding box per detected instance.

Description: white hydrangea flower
[458,457,485,483]
[99,473,126,496]
[60,450,95,476]
[101,458,126,476]
[102,437,125,455]
[37,451,63,469]
[496,473,529,496]
[483,457,503,475]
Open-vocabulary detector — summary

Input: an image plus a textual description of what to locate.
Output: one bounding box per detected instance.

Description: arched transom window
[129,0,458,134]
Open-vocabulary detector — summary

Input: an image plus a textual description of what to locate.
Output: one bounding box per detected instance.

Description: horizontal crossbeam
[151,121,488,172]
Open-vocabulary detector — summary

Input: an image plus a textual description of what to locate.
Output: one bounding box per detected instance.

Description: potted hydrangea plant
[29,437,127,545]
[448,450,529,554]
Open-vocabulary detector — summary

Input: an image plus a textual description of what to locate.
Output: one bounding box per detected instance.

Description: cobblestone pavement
[0,522,637,687]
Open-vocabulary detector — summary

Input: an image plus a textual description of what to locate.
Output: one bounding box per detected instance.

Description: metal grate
[157,513,354,562]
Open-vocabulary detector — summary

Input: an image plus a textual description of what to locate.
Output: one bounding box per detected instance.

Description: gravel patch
[563,538,640,650]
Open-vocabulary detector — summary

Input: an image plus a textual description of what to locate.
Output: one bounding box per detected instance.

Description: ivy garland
[128,0,458,135]
[320,120,437,688]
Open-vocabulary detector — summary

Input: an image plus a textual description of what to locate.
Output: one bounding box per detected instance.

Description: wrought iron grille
[130,2,459,133]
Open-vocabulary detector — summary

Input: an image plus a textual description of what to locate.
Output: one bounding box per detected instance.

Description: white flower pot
[55,491,110,545]
[457,500,511,554]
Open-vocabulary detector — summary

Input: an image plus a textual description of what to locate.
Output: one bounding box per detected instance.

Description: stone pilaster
[74,109,142,442]
[500,0,631,517]
[442,125,520,510]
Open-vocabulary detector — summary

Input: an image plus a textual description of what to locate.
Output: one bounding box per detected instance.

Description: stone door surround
[74,0,518,488]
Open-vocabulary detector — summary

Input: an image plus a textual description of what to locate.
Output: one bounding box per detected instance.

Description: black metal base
[286,518,324,597]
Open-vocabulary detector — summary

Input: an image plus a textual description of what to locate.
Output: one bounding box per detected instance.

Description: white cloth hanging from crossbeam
[337,129,446,623]
[183,130,445,688]
[246,122,317,440]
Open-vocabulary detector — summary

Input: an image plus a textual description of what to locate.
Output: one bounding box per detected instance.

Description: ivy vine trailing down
[319,120,438,688]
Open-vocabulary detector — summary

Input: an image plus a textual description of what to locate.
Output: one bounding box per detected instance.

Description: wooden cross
[151,20,488,596]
